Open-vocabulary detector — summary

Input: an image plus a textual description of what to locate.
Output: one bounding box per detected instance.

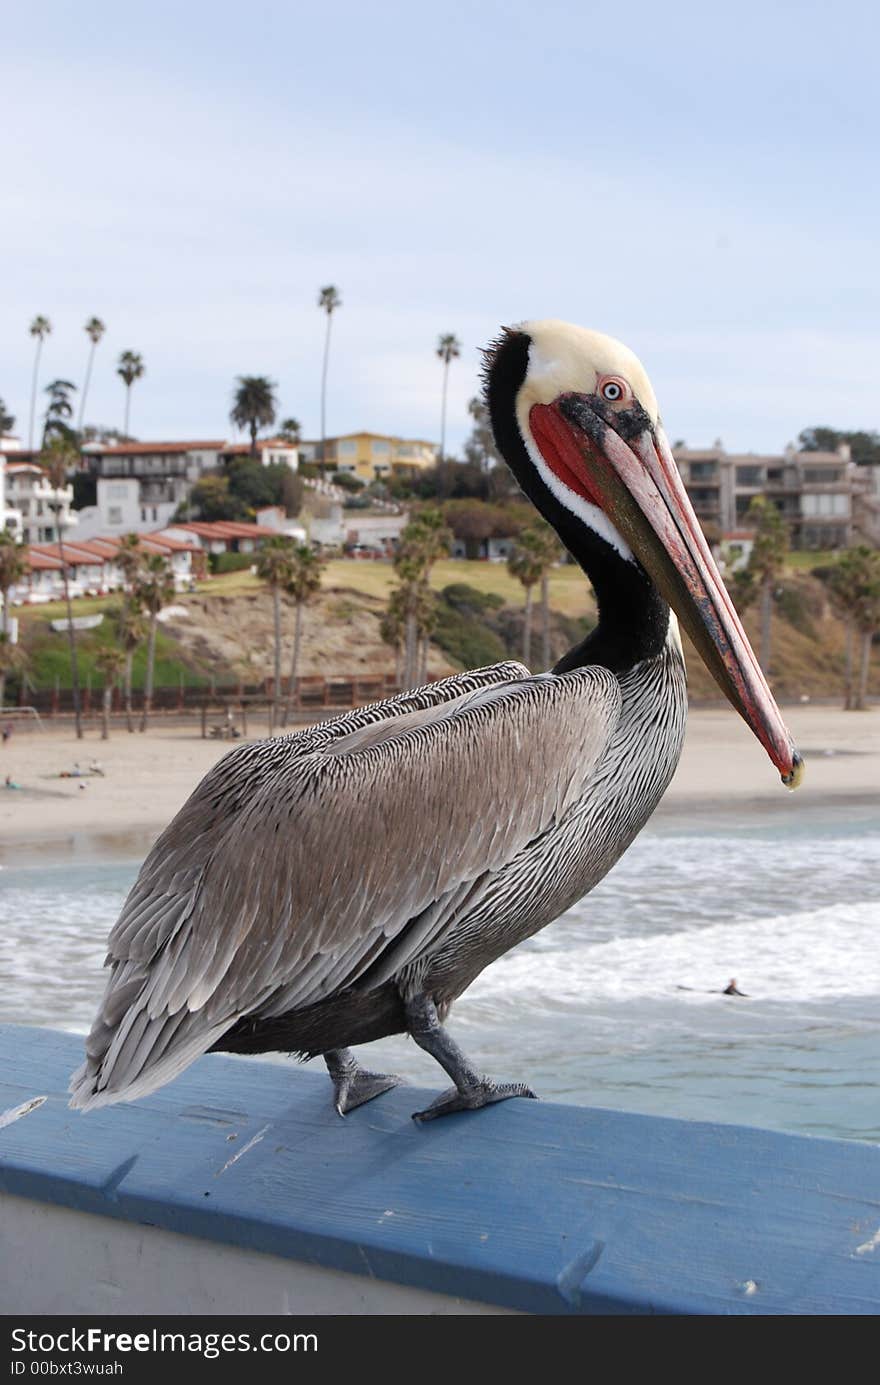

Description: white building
[75,438,300,540]
[0,454,23,537]
[308,505,408,552]
[2,460,76,544]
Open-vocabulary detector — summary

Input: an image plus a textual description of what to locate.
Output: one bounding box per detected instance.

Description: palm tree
[743,496,789,674]
[392,509,451,688]
[114,599,147,732]
[436,333,461,462]
[380,587,407,687]
[525,524,560,668]
[43,435,83,738]
[318,286,342,466]
[117,351,145,436]
[42,379,78,446]
[507,528,550,668]
[230,376,277,459]
[0,633,27,713]
[826,547,880,710]
[0,399,15,435]
[0,531,28,708]
[0,531,27,638]
[28,316,52,449]
[278,417,302,444]
[281,545,326,725]
[256,536,294,709]
[95,644,125,739]
[116,532,145,591]
[78,317,106,432]
[134,554,175,731]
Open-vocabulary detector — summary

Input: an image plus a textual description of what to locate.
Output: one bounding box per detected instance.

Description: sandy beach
[0,703,877,863]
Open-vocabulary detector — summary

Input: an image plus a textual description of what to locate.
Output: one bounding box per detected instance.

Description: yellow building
[301,432,438,482]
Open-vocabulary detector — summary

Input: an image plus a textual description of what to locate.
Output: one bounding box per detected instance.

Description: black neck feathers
[484,329,669,676]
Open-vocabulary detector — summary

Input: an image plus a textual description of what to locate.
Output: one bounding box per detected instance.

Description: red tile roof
[170,521,278,540]
[84,440,224,456]
[25,551,64,571]
[29,543,104,568]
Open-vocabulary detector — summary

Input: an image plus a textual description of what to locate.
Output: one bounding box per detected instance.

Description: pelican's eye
[597,375,631,405]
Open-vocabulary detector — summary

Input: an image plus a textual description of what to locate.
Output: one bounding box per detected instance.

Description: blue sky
[2,0,878,454]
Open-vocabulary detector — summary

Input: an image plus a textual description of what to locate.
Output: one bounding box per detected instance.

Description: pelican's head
[484,319,802,788]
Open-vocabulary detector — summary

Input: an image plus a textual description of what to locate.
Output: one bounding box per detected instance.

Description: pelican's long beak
[529,394,803,787]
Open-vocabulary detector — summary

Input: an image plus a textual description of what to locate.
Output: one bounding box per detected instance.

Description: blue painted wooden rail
[1,1024,879,1314]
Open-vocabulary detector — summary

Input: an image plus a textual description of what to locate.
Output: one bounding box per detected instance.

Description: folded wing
[70,665,621,1110]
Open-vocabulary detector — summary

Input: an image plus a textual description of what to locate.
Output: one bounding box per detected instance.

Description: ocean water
[1,818,878,1143]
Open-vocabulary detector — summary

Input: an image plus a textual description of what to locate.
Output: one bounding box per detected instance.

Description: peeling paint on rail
[0,1096,47,1130]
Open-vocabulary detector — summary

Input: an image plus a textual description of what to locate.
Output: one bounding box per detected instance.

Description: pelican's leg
[324,1047,403,1116]
[405,994,536,1122]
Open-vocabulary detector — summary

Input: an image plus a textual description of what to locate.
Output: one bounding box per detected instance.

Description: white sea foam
[471,899,880,1008]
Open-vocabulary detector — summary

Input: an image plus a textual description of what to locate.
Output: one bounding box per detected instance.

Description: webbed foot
[324,1048,404,1116]
[412,1079,537,1122]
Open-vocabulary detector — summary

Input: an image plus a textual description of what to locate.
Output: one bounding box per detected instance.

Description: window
[689,462,717,480]
[736,466,763,486]
[108,507,123,525]
[804,467,842,484]
[339,440,357,456]
[802,493,849,517]
[371,439,390,456]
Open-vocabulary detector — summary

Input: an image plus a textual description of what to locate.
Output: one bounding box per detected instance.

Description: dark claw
[412,1079,537,1122]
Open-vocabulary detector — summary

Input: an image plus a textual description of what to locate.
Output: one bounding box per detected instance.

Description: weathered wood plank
[1,1025,879,1315]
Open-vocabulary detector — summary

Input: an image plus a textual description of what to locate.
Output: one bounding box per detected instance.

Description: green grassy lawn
[15,597,211,691]
[195,559,595,617]
[318,558,594,617]
[784,550,838,571]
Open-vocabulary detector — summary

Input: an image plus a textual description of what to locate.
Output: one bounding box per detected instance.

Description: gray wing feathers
[70,665,619,1109]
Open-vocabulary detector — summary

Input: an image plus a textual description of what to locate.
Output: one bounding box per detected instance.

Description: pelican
[70,321,802,1121]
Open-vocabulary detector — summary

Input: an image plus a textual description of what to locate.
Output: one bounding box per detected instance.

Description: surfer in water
[676,978,749,996]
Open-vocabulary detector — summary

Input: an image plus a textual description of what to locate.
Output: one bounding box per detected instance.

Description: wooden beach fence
[1,1025,879,1315]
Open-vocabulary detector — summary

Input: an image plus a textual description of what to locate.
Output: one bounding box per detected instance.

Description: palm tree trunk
[250,420,258,461]
[394,640,403,688]
[759,575,772,674]
[57,527,83,739]
[523,585,534,667]
[440,360,449,462]
[272,585,282,708]
[124,385,131,437]
[320,313,333,467]
[418,634,428,684]
[125,650,134,732]
[140,614,158,731]
[101,684,112,740]
[857,628,873,711]
[282,600,304,726]
[404,606,418,689]
[29,339,43,451]
[844,619,854,710]
[78,342,96,432]
[541,571,550,669]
